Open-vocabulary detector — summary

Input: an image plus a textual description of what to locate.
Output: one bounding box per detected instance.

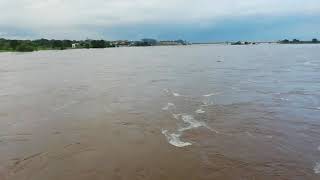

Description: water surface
[0,44,320,180]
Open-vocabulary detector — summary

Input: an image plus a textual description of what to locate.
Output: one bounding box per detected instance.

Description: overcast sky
[0,0,320,41]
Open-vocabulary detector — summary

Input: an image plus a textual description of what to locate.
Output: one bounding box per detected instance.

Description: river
[0,44,320,179]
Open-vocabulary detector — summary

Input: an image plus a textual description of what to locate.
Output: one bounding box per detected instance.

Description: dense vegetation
[0,38,116,52]
[0,38,189,52]
[279,38,320,44]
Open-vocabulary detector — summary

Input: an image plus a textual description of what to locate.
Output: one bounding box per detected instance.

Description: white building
[72,43,80,48]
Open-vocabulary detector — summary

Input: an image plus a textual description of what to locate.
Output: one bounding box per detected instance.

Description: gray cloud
[1,0,319,39]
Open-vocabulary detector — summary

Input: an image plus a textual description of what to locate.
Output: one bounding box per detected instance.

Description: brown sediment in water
[0,46,320,179]
[0,103,318,180]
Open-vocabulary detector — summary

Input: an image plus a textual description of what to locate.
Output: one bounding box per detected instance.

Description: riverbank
[0,38,189,52]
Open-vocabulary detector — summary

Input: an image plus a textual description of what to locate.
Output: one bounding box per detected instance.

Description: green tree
[33,39,51,49]
[16,43,35,52]
[9,40,19,50]
[280,39,290,44]
[292,39,300,43]
[52,40,64,49]
[231,41,242,45]
[91,40,106,48]
[62,40,72,48]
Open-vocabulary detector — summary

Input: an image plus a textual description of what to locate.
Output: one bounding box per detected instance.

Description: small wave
[162,103,175,111]
[246,131,254,137]
[314,162,320,174]
[53,100,79,111]
[303,61,318,66]
[276,68,291,72]
[179,115,219,134]
[203,93,219,97]
[150,79,169,83]
[231,87,248,92]
[163,89,170,94]
[201,100,214,107]
[196,109,205,114]
[202,93,217,97]
[247,79,258,83]
[172,92,181,97]
[172,113,181,120]
[162,130,192,147]
[163,89,182,97]
[265,135,273,139]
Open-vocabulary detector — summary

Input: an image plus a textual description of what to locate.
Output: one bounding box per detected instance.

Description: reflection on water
[0,44,320,179]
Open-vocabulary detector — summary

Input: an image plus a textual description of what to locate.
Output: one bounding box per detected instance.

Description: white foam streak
[163,89,182,97]
[162,103,175,110]
[203,93,219,97]
[163,89,170,94]
[313,146,320,174]
[196,109,205,114]
[314,162,320,174]
[246,131,254,137]
[162,130,192,147]
[201,100,214,107]
[303,61,318,66]
[179,115,205,132]
[172,92,181,97]
[280,98,289,101]
[172,113,181,120]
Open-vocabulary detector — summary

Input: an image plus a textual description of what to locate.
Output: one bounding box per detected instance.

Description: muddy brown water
[0,44,320,180]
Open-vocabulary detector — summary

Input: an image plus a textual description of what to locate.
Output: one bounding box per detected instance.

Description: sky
[0,0,320,42]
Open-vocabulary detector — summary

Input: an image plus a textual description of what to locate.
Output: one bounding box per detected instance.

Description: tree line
[279,38,319,44]
[0,38,116,52]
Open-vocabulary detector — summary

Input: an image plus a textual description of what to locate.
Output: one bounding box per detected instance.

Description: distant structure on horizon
[278,38,319,44]
[0,38,190,52]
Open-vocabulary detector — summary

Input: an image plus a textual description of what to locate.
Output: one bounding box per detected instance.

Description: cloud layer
[1,0,320,40]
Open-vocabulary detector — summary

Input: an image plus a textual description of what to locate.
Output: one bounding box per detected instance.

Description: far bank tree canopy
[279,38,320,44]
[0,38,116,52]
[0,38,188,52]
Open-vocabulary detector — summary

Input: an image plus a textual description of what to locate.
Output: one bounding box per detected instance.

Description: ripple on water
[172,114,181,120]
[196,109,205,114]
[162,113,214,147]
[314,162,320,174]
[203,93,220,97]
[201,100,214,107]
[162,103,175,111]
[163,89,182,97]
[178,115,206,132]
[172,92,181,97]
[303,61,319,67]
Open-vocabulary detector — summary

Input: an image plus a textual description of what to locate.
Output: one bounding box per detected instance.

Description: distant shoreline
[0,38,189,52]
[1,38,320,53]
[193,39,320,45]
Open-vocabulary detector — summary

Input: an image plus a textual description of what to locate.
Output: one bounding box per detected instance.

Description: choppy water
[0,44,320,180]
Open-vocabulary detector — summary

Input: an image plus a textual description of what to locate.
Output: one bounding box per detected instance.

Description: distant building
[231,41,243,45]
[159,41,180,46]
[141,39,158,46]
[72,43,80,48]
[159,40,187,46]
[112,40,130,47]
